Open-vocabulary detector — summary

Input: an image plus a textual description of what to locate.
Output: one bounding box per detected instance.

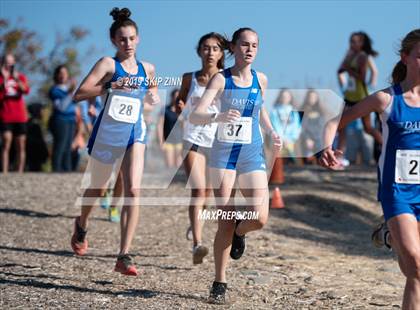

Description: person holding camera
[0,53,30,173]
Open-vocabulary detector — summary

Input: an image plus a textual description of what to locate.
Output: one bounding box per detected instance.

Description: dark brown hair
[109,7,138,39]
[274,88,294,106]
[196,32,228,69]
[302,89,321,112]
[351,31,378,57]
[229,27,258,55]
[53,64,68,84]
[391,29,420,84]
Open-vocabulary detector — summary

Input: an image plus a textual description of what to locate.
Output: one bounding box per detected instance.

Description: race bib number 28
[217,117,252,144]
[395,150,420,184]
[107,94,141,124]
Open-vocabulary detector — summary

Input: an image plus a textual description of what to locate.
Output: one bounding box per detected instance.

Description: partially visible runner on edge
[177,32,227,265]
[319,29,420,309]
[190,27,282,304]
[337,31,382,167]
[70,7,159,276]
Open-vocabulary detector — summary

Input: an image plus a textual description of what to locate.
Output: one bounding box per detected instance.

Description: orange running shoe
[71,217,88,256]
[114,254,138,276]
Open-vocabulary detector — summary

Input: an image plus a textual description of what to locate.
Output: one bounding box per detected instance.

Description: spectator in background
[337,31,382,166]
[26,103,48,171]
[81,96,103,132]
[0,53,30,173]
[157,88,183,168]
[299,89,325,163]
[71,97,102,171]
[269,89,301,163]
[345,117,374,165]
[48,64,77,172]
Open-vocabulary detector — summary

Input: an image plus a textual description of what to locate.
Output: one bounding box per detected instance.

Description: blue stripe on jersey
[378,84,420,203]
[225,69,261,166]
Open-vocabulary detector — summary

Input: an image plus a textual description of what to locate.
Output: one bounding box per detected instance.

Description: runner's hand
[113,77,137,91]
[271,131,283,153]
[176,99,185,114]
[318,148,343,170]
[216,109,241,123]
[145,90,160,105]
[88,104,97,118]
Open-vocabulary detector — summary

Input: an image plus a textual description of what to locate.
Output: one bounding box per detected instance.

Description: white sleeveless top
[183,72,219,147]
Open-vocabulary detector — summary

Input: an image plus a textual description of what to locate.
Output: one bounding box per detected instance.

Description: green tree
[0,18,92,100]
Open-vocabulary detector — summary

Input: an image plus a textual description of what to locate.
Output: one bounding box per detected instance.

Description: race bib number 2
[217,117,252,144]
[107,94,141,124]
[395,150,420,184]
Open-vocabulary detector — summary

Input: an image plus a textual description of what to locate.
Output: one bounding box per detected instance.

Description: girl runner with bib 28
[190,27,282,304]
[319,29,420,309]
[70,7,159,276]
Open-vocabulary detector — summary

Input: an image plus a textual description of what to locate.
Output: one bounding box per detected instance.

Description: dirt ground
[0,165,405,309]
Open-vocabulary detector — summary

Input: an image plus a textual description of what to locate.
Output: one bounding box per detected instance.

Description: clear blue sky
[1,0,419,94]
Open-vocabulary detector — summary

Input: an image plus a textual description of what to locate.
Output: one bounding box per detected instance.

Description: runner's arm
[367,56,378,88]
[143,61,160,107]
[73,57,115,102]
[323,90,390,150]
[189,73,225,125]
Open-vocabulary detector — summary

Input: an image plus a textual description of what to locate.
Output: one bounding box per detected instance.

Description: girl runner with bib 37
[70,7,159,276]
[319,29,420,309]
[190,27,282,304]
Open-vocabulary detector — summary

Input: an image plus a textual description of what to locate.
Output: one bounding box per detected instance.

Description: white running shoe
[372,222,391,250]
[192,244,208,264]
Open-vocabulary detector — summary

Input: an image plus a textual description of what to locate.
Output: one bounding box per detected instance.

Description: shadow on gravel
[141,263,193,271]
[0,278,207,302]
[0,271,65,281]
[269,193,393,259]
[0,245,74,257]
[0,208,109,222]
[0,208,74,219]
[0,245,177,261]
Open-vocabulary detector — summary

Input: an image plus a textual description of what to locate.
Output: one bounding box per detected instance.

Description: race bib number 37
[395,150,420,184]
[217,117,252,144]
[107,94,141,124]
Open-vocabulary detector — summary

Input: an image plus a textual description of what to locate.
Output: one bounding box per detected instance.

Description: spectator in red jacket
[0,53,30,173]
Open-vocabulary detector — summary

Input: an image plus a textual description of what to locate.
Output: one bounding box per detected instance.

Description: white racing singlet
[183,72,219,148]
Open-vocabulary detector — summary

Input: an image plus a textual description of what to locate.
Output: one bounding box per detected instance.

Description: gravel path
[0,166,404,309]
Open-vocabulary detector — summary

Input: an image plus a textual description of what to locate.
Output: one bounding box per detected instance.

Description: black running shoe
[208,281,227,304]
[230,220,245,260]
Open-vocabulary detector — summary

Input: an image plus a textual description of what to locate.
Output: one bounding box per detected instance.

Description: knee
[99,188,107,197]
[401,249,420,280]
[192,188,206,198]
[218,219,235,234]
[254,215,268,230]
[125,187,140,198]
[84,188,102,198]
[2,140,11,151]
